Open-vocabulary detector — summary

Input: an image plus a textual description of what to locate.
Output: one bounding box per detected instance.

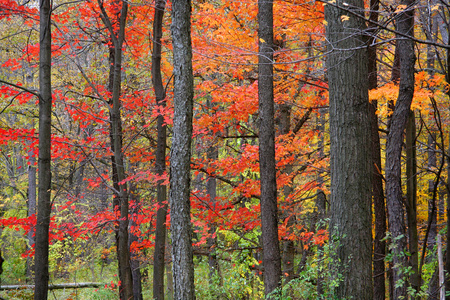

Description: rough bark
[152,0,168,298]
[170,0,195,297]
[258,0,282,296]
[324,0,373,298]
[34,0,52,298]
[385,1,415,298]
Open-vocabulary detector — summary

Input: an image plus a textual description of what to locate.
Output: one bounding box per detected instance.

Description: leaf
[395,4,407,13]
[341,15,350,21]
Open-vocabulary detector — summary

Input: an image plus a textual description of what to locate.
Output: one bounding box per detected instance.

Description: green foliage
[0,288,34,300]
[80,286,119,300]
[383,232,431,299]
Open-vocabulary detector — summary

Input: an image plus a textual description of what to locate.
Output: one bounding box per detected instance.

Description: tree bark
[34,0,52,298]
[170,0,195,297]
[152,0,168,299]
[258,0,282,296]
[385,1,415,298]
[325,0,373,298]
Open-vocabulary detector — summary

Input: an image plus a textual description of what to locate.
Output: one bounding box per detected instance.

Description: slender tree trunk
[427,132,439,300]
[325,0,373,298]
[279,103,295,283]
[445,24,450,296]
[27,143,36,282]
[99,0,134,298]
[206,136,220,283]
[258,0,281,296]
[34,0,52,298]
[406,110,420,298]
[424,14,439,296]
[368,0,386,299]
[129,183,143,300]
[385,1,415,298]
[170,0,195,297]
[152,0,168,299]
[206,97,220,285]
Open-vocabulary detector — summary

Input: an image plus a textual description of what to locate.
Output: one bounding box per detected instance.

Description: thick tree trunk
[34,0,52,298]
[385,1,415,298]
[152,0,168,299]
[258,0,282,296]
[325,0,373,298]
[170,0,195,297]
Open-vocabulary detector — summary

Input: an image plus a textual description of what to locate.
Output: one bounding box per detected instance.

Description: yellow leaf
[341,15,350,21]
[395,4,407,12]
[323,20,328,26]
[259,38,265,43]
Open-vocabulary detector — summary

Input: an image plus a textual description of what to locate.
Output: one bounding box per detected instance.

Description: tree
[384,0,415,297]
[34,0,52,298]
[258,0,282,296]
[324,0,373,298]
[98,0,134,298]
[169,0,195,297]
[152,0,168,298]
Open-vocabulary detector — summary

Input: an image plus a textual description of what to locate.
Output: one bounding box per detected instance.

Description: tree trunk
[207,142,220,282]
[258,0,282,296]
[99,0,134,298]
[280,103,295,283]
[406,110,420,298]
[170,0,195,297]
[152,0,168,298]
[324,0,373,298]
[445,24,450,297]
[34,0,52,298]
[206,98,220,285]
[129,183,143,300]
[27,143,36,283]
[385,1,415,298]
[368,0,386,299]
